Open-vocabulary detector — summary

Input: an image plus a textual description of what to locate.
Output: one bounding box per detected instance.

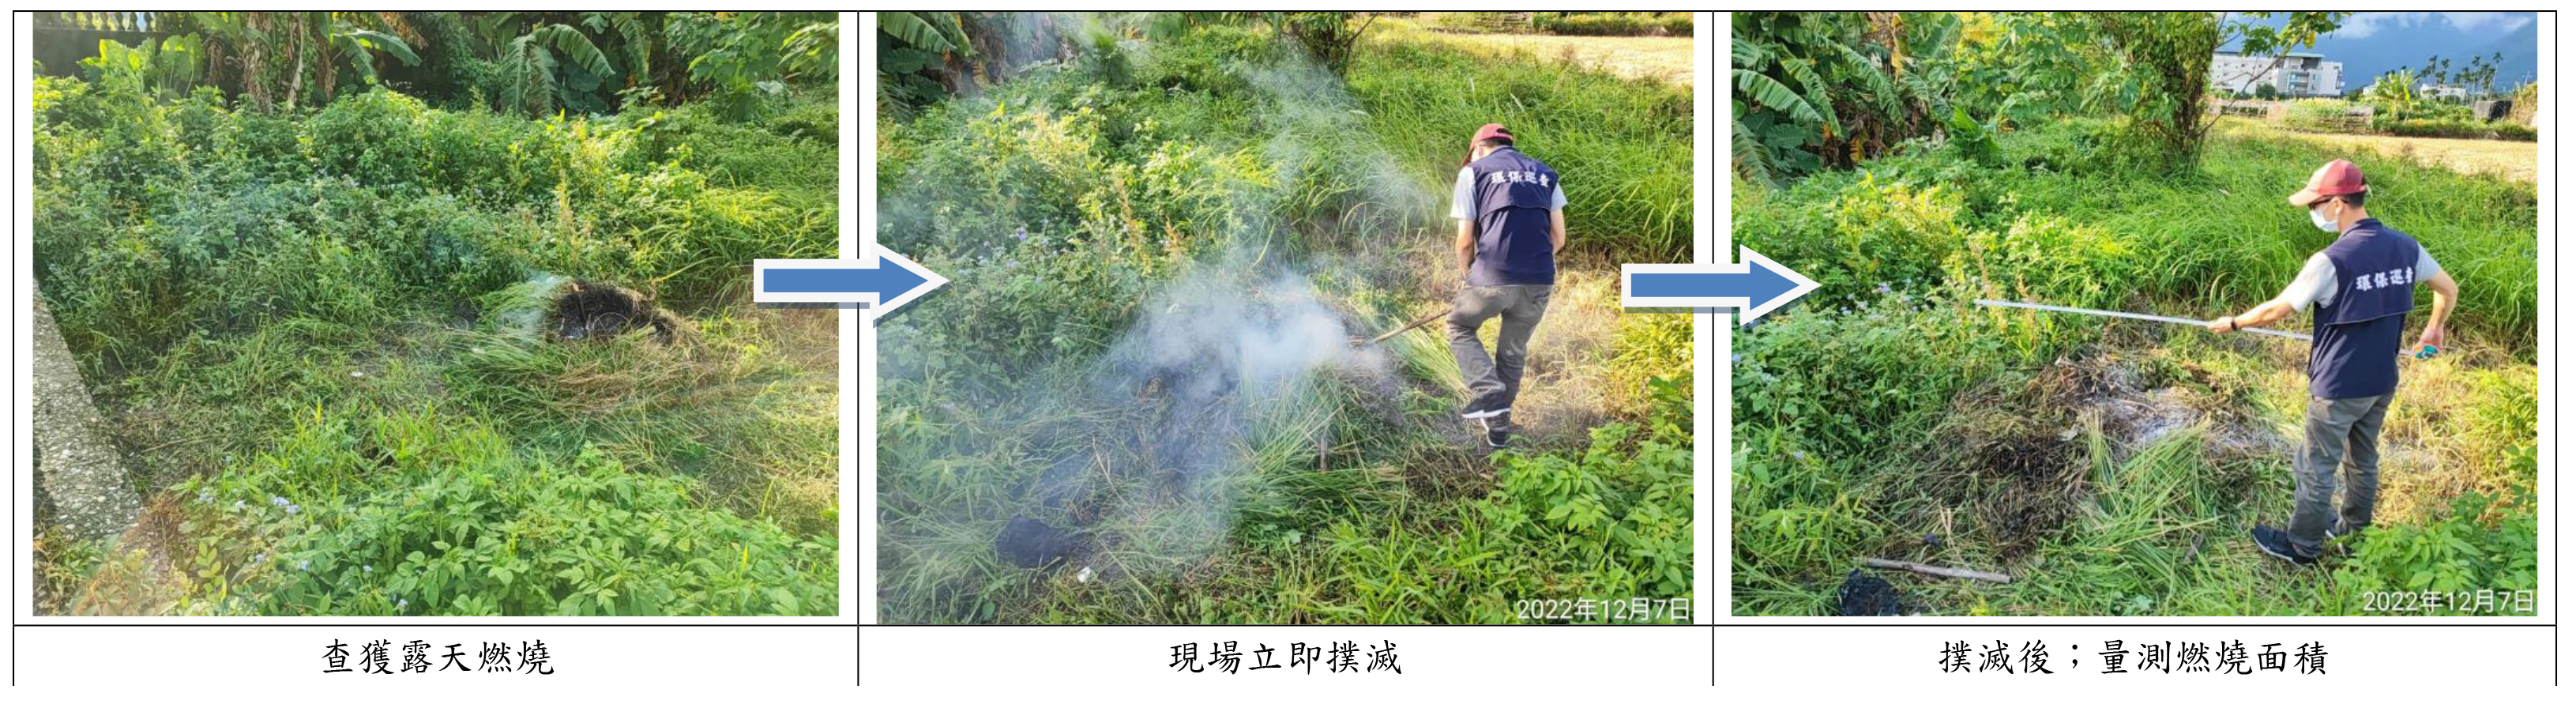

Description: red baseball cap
[2288,159,2367,207]
[1462,123,1514,165]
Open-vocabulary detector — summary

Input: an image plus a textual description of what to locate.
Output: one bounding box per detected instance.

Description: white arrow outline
[1619,246,1819,321]
[753,253,948,317]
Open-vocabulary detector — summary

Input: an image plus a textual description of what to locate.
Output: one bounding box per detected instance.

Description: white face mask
[2310,202,2341,232]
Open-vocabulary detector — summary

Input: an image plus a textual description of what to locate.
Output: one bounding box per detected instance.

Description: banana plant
[464,12,675,116]
[498,23,614,116]
[170,12,417,111]
[326,24,419,96]
[878,12,972,119]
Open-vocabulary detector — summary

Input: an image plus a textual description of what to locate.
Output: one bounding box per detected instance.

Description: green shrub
[1421,12,1517,34]
[2375,116,2537,141]
[29,74,90,126]
[172,412,834,616]
[30,228,195,375]
[208,203,398,325]
[306,90,434,183]
[2332,493,2538,615]
[1534,12,1690,36]
[1658,13,1696,36]
[355,190,521,299]
[212,110,309,179]
[1131,24,1272,96]
[879,100,1111,259]
[1943,107,2004,168]
[701,188,832,297]
[31,75,185,213]
[1085,137,1273,243]
[1484,378,1694,601]
[768,98,838,143]
[32,67,840,616]
[1607,312,1692,416]
[414,107,552,205]
[166,86,231,152]
[1848,179,1981,284]
[2283,99,2363,133]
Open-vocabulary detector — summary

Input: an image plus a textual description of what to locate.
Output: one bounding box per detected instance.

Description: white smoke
[883,16,1447,589]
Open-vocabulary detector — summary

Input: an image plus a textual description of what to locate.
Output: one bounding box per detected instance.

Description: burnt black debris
[964,269,1372,578]
[1837,570,1902,616]
[995,514,1083,569]
[546,279,680,344]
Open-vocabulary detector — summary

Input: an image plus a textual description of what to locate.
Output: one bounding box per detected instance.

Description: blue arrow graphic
[1619,247,1819,322]
[763,262,928,296]
[754,252,948,316]
[1630,267,1795,300]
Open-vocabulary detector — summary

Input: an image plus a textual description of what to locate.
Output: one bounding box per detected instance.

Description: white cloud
[2327,11,2427,39]
[2439,12,2533,33]
[2327,11,2531,39]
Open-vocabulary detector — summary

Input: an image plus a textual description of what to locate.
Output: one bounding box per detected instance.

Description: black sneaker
[1482,416,1514,449]
[2251,525,2318,566]
[1457,405,1502,420]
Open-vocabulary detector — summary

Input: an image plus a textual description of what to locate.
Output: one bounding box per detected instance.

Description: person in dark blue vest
[2206,159,2460,565]
[1446,123,1566,448]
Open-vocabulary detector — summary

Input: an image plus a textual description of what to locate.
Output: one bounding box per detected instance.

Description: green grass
[874,21,1694,623]
[1345,36,1693,263]
[164,409,833,616]
[1736,120,2538,352]
[1731,122,2539,616]
[32,76,840,616]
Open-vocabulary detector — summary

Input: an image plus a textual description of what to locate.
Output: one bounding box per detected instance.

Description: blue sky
[2227,11,2540,92]
[2320,11,2532,40]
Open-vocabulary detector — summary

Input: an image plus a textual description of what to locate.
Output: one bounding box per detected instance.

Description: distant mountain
[2473,19,2541,89]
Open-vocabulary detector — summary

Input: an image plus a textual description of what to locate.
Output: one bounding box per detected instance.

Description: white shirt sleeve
[1550,183,1566,210]
[2416,247,2443,283]
[2279,252,2337,311]
[1450,167,1475,220]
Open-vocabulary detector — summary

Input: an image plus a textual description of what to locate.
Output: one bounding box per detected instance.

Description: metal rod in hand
[1367,307,1451,345]
[1974,299,2311,341]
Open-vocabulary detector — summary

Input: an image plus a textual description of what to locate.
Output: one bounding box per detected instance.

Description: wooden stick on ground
[1362,307,1452,345]
[1861,557,2013,584]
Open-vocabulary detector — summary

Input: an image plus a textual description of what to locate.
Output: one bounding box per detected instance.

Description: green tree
[511,24,608,114]
[878,12,975,119]
[2085,12,2341,168]
[186,12,419,111]
[666,12,835,119]
[1732,12,1947,185]
[318,17,421,102]
[2367,69,2421,115]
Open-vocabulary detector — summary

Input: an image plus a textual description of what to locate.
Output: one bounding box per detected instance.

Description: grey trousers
[2290,393,2394,556]
[1446,284,1551,430]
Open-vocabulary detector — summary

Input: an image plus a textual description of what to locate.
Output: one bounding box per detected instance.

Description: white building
[2211,51,2345,97]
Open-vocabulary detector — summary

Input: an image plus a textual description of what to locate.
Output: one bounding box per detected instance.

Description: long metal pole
[1974,299,2313,341]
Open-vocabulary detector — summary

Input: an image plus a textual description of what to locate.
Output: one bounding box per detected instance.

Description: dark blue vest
[1465,147,1559,286]
[2309,219,2419,399]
